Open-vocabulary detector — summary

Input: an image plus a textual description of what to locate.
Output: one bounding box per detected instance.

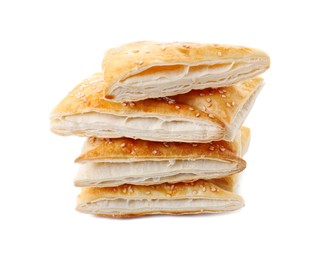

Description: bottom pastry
[76,178,243,218]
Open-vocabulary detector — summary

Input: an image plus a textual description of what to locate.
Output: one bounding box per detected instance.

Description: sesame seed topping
[183,43,190,48]
[152,149,159,155]
[192,143,198,147]
[211,186,217,192]
[145,50,150,53]
[145,191,151,195]
[207,104,212,108]
[192,190,198,194]
[221,94,226,98]
[168,100,175,104]
[226,102,231,107]
[219,146,226,152]
[96,89,102,93]
[133,49,139,53]
[209,146,215,151]
[129,102,135,107]
[217,51,222,56]
[166,194,172,197]
[206,98,211,102]
[113,188,117,192]
[188,107,194,111]
[138,61,144,65]
[231,101,236,106]
[202,106,206,111]
[122,188,127,193]
[202,187,206,192]
[223,89,227,93]
[170,185,175,190]
[195,113,200,117]
[175,105,180,109]
[218,90,224,94]
[122,102,127,106]
[121,143,126,147]
[208,113,215,118]
[161,46,166,51]
[163,142,169,148]
[199,93,205,96]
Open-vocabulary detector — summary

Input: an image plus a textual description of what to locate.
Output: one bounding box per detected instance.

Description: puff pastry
[50,73,260,142]
[76,179,244,218]
[102,41,270,101]
[73,128,247,187]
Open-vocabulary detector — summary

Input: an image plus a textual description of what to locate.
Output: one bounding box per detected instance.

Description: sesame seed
[209,93,213,96]
[217,51,222,56]
[219,146,226,152]
[209,146,215,151]
[122,102,127,106]
[202,187,206,192]
[195,113,200,117]
[166,194,172,197]
[211,186,217,192]
[163,142,169,148]
[206,98,211,102]
[138,61,144,65]
[218,90,224,94]
[223,89,227,93]
[161,46,166,51]
[129,102,135,107]
[170,185,175,190]
[221,94,226,98]
[207,104,212,108]
[131,150,136,155]
[121,143,126,147]
[133,49,139,53]
[96,89,102,93]
[231,101,236,106]
[113,188,117,192]
[152,149,159,155]
[208,114,215,118]
[183,43,190,48]
[199,93,205,96]
[145,50,150,53]
[122,188,127,193]
[188,107,194,111]
[226,102,231,107]
[192,143,198,147]
[168,100,175,104]
[145,191,151,195]
[175,105,180,109]
[202,106,206,111]
[192,190,198,194]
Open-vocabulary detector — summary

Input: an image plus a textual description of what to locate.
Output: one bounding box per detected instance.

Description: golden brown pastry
[102,41,270,101]
[50,73,261,142]
[76,179,244,218]
[74,131,246,187]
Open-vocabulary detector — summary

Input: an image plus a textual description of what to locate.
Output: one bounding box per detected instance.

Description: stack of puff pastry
[50,41,270,218]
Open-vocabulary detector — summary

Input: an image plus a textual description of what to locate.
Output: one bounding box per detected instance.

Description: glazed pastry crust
[76,180,244,218]
[102,41,270,101]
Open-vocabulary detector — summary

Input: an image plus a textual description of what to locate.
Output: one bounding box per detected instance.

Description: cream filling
[74,160,237,187]
[52,112,223,142]
[77,198,241,214]
[111,60,267,100]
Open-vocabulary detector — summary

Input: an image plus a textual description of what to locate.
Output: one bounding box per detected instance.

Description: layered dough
[74,129,249,187]
[76,180,244,218]
[50,73,261,142]
[102,41,270,101]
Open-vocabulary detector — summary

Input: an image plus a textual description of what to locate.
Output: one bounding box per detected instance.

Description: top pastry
[102,41,270,101]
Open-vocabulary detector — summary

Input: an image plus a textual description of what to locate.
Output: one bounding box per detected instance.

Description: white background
[0,0,318,259]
